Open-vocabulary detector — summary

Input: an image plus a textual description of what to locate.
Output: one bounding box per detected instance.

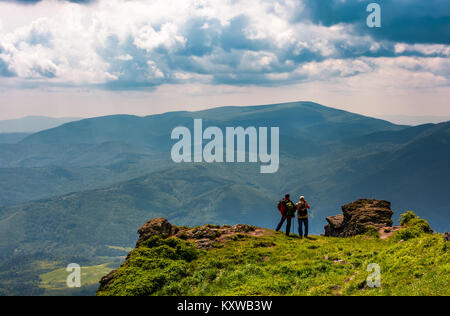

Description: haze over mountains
[0,102,403,206]
[0,101,449,295]
[0,116,82,134]
[378,115,450,126]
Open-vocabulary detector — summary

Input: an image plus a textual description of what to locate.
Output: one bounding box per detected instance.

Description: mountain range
[379,114,450,126]
[0,116,82,134]
[0,101,449,295]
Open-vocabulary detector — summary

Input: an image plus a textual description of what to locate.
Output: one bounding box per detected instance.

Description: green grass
[40,263,113,291]
[107,246,134,253]
[97,230,449,296]
[39,263,112,296]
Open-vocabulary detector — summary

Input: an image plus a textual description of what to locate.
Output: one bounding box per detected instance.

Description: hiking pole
[293,216,295,237]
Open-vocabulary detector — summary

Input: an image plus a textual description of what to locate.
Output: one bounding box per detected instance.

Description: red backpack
[277,200,286,215]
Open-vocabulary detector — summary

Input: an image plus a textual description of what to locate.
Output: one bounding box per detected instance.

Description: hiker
[276,194,296,236]
[296,196,310,238]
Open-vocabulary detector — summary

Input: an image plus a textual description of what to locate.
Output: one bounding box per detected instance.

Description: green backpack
[285,201,295,217]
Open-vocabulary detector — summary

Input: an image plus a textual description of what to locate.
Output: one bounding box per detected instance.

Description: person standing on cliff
[276,194,296,236]
[296,196,310,239]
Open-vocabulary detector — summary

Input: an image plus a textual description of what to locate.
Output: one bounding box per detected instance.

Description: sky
[0,0,449,120]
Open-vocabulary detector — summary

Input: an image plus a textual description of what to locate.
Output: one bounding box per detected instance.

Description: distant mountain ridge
[380,114,450,126]
[0,116,82,134]
[0,133,30,144]
[0,101,406,206]
[21,102,404,146]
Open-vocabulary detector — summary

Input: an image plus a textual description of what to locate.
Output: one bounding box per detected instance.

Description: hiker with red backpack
[276,194,296,236]
[296,196,310,238]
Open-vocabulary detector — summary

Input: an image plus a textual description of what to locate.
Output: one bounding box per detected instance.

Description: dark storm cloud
[89,7,450,90]
[298,0,450,45]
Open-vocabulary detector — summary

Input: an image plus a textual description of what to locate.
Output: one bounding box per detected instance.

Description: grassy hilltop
[97,214,449,297]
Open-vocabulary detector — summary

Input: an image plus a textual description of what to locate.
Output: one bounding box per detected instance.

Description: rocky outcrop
[176,225,222,241]
[98,269,117,292]
[136,218,261,249]
[444,232,450,242]
[324,199,394,237]
[99,219,264,293]
[325,215,345,232]
[136,218,179,246]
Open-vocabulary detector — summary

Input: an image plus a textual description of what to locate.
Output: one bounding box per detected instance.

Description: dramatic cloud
[299,0,450,45]
[0,0,448,91]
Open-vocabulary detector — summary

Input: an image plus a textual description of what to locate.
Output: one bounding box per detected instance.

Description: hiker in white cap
[296,196,310,238]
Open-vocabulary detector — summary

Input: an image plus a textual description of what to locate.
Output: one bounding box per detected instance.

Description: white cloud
[134,23,186,53]
[115,54,133,61]
[147,60,165,79]
[395,43,450,57]
[298,58,373,80]
[0,0,448,92]
[0,10,116,84]
[239,51,278,72]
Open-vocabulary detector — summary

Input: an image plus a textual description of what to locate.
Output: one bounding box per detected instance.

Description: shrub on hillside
[364,226,380,239]
[400,211,418,226]
[394,212,433,241]
[394,227,422,241]
[399,211,432,232]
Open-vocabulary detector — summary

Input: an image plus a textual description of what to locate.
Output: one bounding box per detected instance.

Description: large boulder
[325,199,394,237]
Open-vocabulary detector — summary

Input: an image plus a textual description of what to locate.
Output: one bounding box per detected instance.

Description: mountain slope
[338,122,450,225]
[96,219,449,296]
[0,101,405,207]
[0,116,81,134]
[0,165,277,261]
[0,133,30,144]
[380,114,450,126]
[0,113,449,263]
[1,119,449,265]
[21,102,404,146]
